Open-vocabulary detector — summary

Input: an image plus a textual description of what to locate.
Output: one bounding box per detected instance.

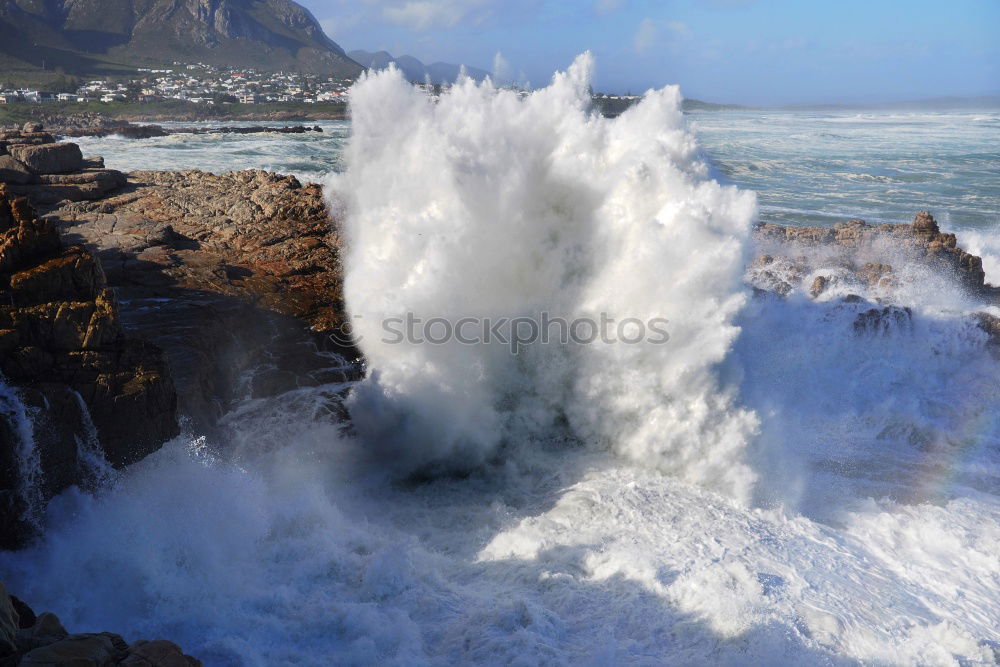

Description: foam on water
[0,379,43,528]
[1,57,998,665]
[72,121,350,183]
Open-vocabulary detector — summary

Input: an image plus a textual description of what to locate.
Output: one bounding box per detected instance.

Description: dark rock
[857,263,896,289]
[0,582,16,658]
[854,306,913,336]
[22,123,43,133]
[975,312,1000,353]
[0,155,34,185]
[20,632,129,665]
[121,639,203,666]
[0,186,178,548]
[8,143,84,175]
[1,579,201,665]
[9,596,35,629]
[47,169,356,434]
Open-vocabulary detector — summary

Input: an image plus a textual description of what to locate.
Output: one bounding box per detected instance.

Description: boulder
[121,639,203,666]
[22,122,43,133]
[16,611,69,653]
[10,595,36,629]
[8,142,84,175]
[20,632,129,665]
[809,275,830,298]
[0,155,34,185]
[0,581,201,665]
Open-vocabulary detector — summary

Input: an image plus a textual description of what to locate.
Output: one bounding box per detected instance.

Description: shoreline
[0,101,349,129]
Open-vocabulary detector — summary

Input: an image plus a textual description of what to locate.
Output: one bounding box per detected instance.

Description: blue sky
[300,0,1000,104]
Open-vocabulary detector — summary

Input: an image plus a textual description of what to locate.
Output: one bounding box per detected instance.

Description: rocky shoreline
[1,581,200,666]
[1,125,999,664]
[57,124,326,140]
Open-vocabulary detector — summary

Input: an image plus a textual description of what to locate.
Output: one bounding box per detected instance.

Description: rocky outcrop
[0,126,127,205]
[45,168,355,433]
[53,169,347,333]
[749,211,1000,351]
[7,144,83,175]
[753,211,989,294]
[0,581,200,665]
[0,186,178,549]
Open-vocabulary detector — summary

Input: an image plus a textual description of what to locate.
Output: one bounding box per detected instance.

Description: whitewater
[2,55,999,665]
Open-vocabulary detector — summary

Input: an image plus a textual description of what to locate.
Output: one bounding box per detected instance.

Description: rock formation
[0,581,200,665]
[753,211,989,295]
[0,127,126,205]
[748,211,1000,348]
[0,186,178,549]
[45,168,356,433]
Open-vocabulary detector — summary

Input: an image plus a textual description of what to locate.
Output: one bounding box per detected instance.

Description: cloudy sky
[300,0,1000,104]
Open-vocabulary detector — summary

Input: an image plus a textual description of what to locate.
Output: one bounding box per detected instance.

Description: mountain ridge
[348,49,491,85]
[0,0,363,77]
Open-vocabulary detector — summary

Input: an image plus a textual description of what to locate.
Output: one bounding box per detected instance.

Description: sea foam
[329,53,760,500]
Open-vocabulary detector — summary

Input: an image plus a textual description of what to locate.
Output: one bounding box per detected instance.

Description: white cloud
[633,17,657,53]
[377,0,496,30]
[310,0,540,37]
[634,18,691,54]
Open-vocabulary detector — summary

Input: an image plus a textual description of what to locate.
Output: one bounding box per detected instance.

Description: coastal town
[0,62,644,109]
[0,63,359,106]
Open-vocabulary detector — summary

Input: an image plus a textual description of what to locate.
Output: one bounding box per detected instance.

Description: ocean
[3,59,999,665]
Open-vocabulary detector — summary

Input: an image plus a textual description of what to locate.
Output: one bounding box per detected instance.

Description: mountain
[348,49,490,85]
[0,0,363,77]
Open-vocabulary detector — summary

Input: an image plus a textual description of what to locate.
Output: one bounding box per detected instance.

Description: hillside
[348,49,490,85]
[0,0,363,79]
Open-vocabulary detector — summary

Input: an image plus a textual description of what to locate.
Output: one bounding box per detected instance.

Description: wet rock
[857,263,896,289]
[8,143,83,175]
[854,306,913,336]
[746,254,805,297]
[912,210,939,235]
[752,211,989,296]
[1,581,201,665]
[975,312,1000,353]
[0,186,177,548]
[10,595,36,629]
[20,632,129,665]
[809,275,830,298]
